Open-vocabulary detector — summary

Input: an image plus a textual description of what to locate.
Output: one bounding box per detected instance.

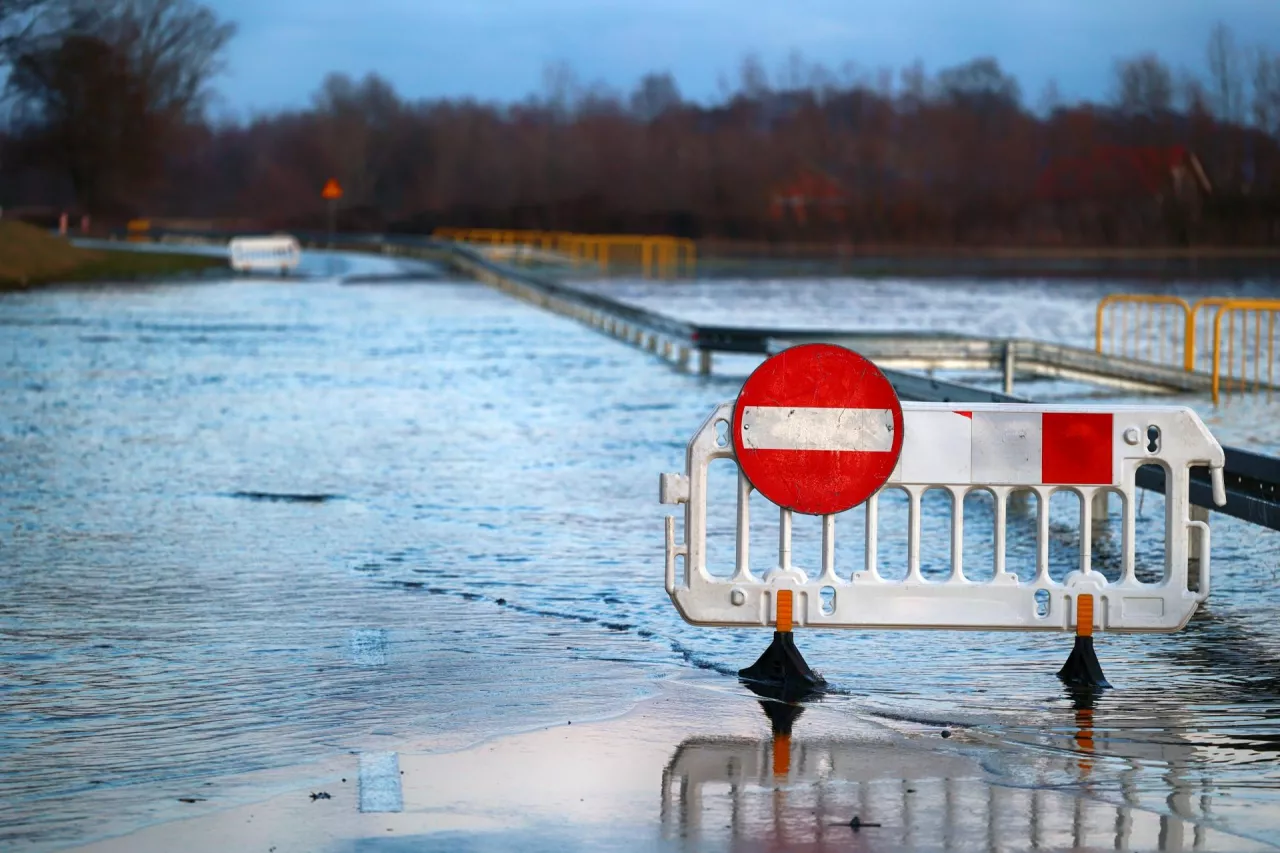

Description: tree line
[2,1,1279,246]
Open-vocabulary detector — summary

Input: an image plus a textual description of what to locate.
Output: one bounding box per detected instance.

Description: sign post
[321,178,343,247]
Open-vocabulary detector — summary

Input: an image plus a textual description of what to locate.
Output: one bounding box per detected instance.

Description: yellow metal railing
[1098,292,1280,404]
[433,228,696,278]
[1210,299,1280,405]
[1186,297,1236,373]
[1094,294,1191,368]
[126,219,152,243]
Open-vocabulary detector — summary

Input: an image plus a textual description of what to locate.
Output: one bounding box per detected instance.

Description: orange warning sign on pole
[321,178,344,200]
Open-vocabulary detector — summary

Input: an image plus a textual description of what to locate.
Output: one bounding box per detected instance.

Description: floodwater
[2,267,1280,850]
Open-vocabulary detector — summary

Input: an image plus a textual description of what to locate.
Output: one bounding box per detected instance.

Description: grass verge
[0,220,227,290]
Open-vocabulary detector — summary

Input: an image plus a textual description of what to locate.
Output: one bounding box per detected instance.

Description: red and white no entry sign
[732,344,904,516]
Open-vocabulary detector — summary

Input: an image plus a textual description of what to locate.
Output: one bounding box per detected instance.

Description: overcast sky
[206,0,1280,115]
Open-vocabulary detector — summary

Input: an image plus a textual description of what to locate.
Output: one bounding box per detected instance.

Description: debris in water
[229,491,339,504]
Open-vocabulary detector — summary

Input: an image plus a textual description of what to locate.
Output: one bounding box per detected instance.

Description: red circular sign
[732,344,904,516]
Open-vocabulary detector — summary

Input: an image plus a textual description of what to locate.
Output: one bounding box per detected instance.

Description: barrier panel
[228,235,302,274]
[1210,299,1280,404]
[662,401,1225,637]
[1094,294,1190,369]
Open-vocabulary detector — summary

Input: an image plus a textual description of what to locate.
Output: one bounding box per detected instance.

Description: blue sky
[207,0,1280,116]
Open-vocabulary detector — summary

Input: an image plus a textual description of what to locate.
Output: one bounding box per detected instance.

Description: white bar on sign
[359,752,404,813]
[739,407,895,452]
[892,410,973,483]
[972,412,1042,484]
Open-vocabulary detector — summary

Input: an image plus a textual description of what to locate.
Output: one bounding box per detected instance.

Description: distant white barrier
[228,235,301,274]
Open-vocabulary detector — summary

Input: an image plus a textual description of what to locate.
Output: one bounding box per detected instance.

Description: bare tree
[1207,22,1245,123]
[541,60,581,120]
[1250,46,1280,136]
[5,0,235,210]
[1037,78,1063,117]
[629,72,681,122]
[738,54,770,99]
[935,57,1021,111]
[1113,54,1173,116]
[899,60,928,108]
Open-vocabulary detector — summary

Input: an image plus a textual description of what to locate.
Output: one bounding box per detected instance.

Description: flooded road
[2,271,1279,849]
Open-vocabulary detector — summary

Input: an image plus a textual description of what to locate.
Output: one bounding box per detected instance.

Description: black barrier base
[1057,636,1111,689]
[738,631,826,702]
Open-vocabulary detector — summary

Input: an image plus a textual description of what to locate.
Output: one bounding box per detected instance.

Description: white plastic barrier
[661,402,1226,634]
[228,235,302,274]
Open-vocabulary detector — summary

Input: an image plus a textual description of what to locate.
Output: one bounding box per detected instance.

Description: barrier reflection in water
[658,696,1241,852]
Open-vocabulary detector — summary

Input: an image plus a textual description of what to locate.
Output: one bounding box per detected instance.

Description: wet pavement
[2,269,1279,850]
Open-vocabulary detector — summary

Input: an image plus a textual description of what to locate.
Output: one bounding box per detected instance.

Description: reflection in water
[659,695,1262,852]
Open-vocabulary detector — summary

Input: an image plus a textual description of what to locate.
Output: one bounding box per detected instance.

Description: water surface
[2,272,1279,849]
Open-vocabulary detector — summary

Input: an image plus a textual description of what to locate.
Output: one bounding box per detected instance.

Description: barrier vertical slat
[735,472,752,582]
[865,493,880,579]
[1035,486,1050,584]
[1080,488,1093,575]
[907,488,923,582]
[994,487,1008,578]
[950,487,964,582]
[820,515,837,585]
[778,506,792,571]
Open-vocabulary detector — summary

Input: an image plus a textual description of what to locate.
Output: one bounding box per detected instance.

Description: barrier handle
[1211,466,1227,507]
[665,516,681,595]
[1190,518,1212,602]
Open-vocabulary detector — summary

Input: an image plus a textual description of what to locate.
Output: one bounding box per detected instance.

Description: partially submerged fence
[1096,294,1280,403]
[433,227,696,278]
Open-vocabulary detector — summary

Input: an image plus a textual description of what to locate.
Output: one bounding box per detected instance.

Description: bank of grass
[0,220,227,290]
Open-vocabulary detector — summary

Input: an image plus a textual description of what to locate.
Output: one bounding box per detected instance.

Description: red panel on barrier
[1042,413,1113,485]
